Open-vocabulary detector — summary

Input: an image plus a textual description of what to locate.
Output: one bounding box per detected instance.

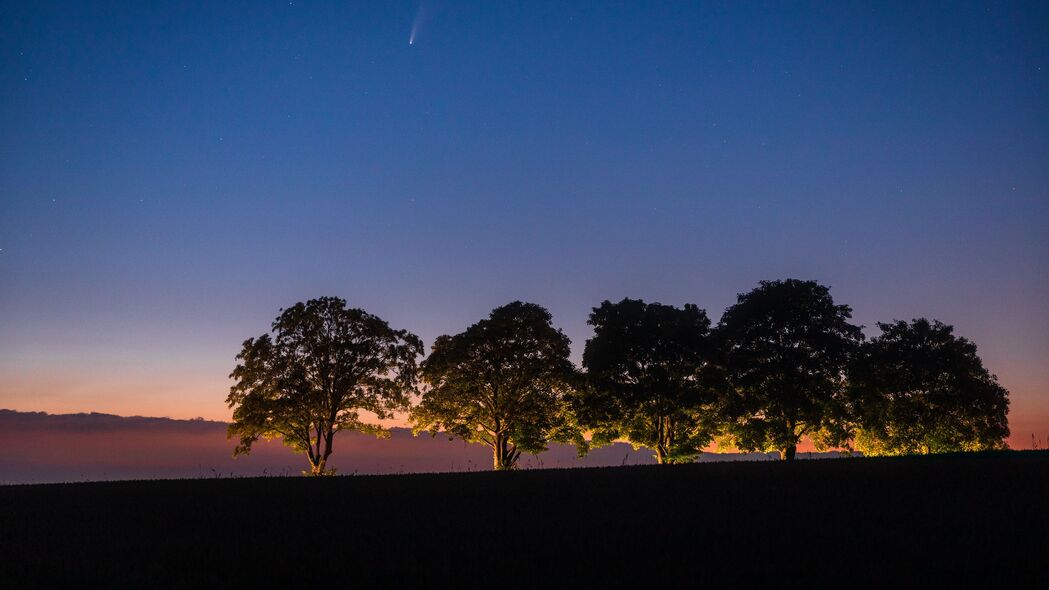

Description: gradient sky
[1,1,1047,446]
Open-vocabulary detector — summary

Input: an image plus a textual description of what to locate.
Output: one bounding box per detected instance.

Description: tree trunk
[306,427,335,476]
[492,433,519,471]
[494,434,508,470]
[317,430,334,475]
[780,444,797,461]
[654,415,672,464]
[493,437,505,471]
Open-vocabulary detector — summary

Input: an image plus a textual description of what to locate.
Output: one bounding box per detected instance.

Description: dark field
[2,452,1047,588]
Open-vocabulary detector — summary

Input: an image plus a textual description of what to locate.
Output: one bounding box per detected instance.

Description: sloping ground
[1,451,1046,587]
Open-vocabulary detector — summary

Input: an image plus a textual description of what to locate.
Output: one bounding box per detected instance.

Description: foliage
[849,318,1010,455]
[227,297,423,475]
[715,279,863,460]
[410,301,580,470]
[577,299,720,463]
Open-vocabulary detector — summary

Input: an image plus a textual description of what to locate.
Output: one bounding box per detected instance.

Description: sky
[1,1,1047,447]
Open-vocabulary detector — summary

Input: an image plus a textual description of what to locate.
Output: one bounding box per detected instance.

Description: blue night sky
[1,1,1047,441]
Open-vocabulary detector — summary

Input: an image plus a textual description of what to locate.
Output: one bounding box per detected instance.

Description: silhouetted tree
[411,302,580,470]
[715,279,862,460]
[227,297,423,475]
[849,319,1009,455]
[577,299,720,464]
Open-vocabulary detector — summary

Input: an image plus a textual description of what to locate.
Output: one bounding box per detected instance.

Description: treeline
[227,279,1009,474]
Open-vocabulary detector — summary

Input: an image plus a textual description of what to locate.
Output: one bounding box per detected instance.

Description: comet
[409,1,427,45]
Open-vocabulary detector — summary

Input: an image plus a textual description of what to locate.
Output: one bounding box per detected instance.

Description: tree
[715,279,863,461]
[849,318,1009,455]
[577,299,720,464]
[227,297,423,475]
[410,301,580,470]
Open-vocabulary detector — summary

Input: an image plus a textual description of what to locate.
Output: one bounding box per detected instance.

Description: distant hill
[0,409,851,484]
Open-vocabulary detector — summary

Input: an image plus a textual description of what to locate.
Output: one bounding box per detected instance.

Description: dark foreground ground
[2,452,1047,588]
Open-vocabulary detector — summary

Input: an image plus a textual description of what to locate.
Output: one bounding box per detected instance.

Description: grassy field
[2,451,1046,587]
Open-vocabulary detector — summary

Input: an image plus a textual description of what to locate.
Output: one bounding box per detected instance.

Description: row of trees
[227,280,1010,474]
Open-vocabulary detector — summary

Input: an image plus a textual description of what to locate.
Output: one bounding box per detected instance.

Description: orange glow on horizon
[2,367,1046,450]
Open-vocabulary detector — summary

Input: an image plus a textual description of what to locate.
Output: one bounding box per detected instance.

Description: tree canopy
[715,279,863,460]
[411,301,580,470]
[849,318,1010,455]
[227,297,423,475]
[578,299,720,463]
[226,281,1013,474]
